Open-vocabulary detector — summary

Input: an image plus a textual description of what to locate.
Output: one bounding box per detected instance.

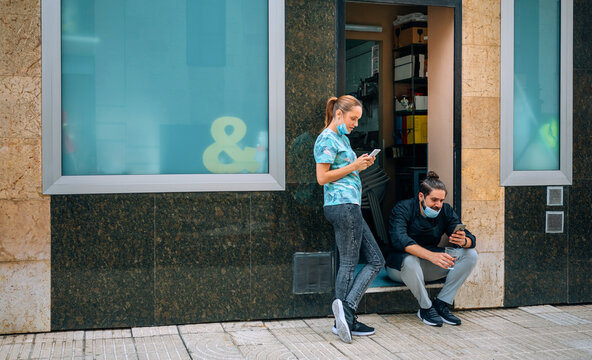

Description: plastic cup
[444,247,459,270]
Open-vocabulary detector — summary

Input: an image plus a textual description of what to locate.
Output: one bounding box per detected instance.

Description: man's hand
[449,230,469,248]
[429,252,455,269]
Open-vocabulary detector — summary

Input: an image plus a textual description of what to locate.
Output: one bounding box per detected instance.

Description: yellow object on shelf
[405,115,427,144]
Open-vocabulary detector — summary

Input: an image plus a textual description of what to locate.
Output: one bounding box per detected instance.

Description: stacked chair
[360,164,391,247]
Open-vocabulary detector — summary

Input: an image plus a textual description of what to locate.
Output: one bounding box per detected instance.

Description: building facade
[1,0,590,334]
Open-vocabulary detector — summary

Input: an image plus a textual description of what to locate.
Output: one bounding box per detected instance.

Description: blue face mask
[422,200,441,218]
[337,116,350,136]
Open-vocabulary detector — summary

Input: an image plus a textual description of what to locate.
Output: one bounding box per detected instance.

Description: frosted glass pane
[61,0,269,175]
[513,0,560,171]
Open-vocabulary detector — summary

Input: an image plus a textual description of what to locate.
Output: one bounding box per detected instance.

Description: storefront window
[42,0,285,193]
[501,0,572,185]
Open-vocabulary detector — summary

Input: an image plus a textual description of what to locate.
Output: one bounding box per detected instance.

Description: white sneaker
[331,299,352,343]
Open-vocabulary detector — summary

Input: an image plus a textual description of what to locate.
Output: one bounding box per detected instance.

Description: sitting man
[386,171,478,327]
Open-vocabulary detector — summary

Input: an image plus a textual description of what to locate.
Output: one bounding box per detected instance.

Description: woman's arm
[316,155,373,185]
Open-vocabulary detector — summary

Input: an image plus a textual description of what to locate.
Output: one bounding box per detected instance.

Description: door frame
[336,0,463,214]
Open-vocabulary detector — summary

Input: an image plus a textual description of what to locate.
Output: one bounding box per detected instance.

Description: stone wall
[456,0,505,308]
[0,0,50,333]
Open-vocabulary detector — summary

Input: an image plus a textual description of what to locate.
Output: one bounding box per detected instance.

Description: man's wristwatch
[463,238,468,247]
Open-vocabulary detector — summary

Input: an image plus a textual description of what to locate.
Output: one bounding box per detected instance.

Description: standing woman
[314,95,385,343]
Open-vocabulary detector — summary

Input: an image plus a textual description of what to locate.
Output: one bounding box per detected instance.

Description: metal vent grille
[293,252,334,294]
[546,211,564,233]
[547,186,563,206]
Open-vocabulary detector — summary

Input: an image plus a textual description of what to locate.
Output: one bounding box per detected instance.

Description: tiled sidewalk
[1,305,592,359]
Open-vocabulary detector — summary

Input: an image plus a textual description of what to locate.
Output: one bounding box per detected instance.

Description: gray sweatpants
[386,248,478,309]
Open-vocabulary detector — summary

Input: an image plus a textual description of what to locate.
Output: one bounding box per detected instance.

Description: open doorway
[339,0,461,289]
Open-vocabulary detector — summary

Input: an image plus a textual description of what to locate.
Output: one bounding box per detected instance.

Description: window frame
[500,0,573,186]
[42,0,285,194]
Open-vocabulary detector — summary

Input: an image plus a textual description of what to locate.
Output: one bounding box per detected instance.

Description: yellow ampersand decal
[203,116,260,173]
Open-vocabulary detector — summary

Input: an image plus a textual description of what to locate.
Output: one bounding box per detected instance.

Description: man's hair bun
[426,171,440,181]
[419,171,446,196]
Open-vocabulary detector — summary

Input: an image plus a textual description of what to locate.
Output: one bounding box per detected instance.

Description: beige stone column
[455,0,504,309]
[0,0,50,333]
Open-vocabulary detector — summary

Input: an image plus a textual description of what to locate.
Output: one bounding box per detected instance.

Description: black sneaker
[417,306,443,327]
[352,316,375,336]
[433,298,462,325]
[332,316,375,336]
[332,299,352,343]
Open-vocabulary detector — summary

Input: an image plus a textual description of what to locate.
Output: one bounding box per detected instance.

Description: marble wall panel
[0,199,49,261]
[0,13,40,76]
[461,148,502,201]
[0,76,41,139]
[51,195,154,330]
[0,138,42,200]
[462,200,504,253]
[455,251,504,309]
[461,96,500,149]
[363,287,442,315]
[567,180,592,303]
[0,260,49,334]
[461,45,500,98]
[155,264,251,325]
[568,255,592,304]
[505,231,568,307]
[574,0,592,70]
[462,0,501,46]
[505,187,546,233]
[293,293,334,319]
[504,186,569,307]
[154,193,251,325]
[251,264,294,320]
[572,70,592,180]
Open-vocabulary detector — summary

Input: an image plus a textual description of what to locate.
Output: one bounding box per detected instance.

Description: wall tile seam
[0,137,43,142]
[461,41,501,47]
[0,75,41,78]
[0,259,49,265]
[461,146,501,150]
[0,198,48,202]
[461,96,501,100]
[460,94,501,99]
[461,43,501,49]
[0,196,48,202]
[0,136,42,141]
[460,148,501,151]
[472,250,504,254]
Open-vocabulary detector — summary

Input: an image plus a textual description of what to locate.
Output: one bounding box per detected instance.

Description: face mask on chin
[421,200,441,218]
[336,115,350,136]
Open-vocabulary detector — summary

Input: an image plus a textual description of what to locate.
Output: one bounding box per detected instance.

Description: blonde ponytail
[322,95,362,130]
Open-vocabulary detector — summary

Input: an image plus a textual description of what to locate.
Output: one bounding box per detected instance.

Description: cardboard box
[394,55,414,80]
[394,26,428,48]
[414,95,427,110]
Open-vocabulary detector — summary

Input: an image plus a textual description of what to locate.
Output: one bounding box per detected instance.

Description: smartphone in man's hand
[453,223,466,233]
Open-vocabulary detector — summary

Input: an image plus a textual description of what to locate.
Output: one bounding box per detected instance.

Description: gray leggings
[386,248,478,309]
[324,203,385,311]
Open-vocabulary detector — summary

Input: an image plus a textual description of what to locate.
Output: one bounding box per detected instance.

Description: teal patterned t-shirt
[314,128,362,206]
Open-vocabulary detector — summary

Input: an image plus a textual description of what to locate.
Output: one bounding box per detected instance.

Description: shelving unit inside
[393,30,428,199]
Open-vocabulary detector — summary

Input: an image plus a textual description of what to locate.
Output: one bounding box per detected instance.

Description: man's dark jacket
[386,198,476,270]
